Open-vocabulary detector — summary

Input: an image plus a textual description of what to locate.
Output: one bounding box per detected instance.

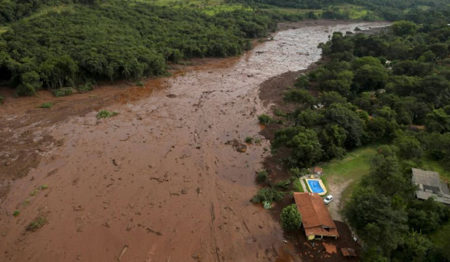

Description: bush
[290,167,307,178]
[245,136,254,144]
[96,110,118,119]
[17,71,42,96]
[251,187,284,204]
[258,114,273,125]
[280,204,302,232]
[77,82,94,93]
[284,88,316,105]
[274,179,291,190]
[52,88,73,97]
[0,95,4,104]
[273,108,287,117]
[40,102,53,108]
[256,170,268,184]
[26,216,47,231]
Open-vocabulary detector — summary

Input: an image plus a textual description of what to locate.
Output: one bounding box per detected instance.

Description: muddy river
[0,21,388,261]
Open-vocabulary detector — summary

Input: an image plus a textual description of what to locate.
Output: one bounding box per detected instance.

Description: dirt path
[326,178,353,222]
[0,21,389,262]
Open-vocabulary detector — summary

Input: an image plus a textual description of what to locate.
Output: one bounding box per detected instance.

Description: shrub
[284,88,316,105]
[17,71,42,96]
[245,136,253,144]
[251,187,284,204]
[0,95,4,104]
[40,102,53,108]
[280,204,302,232]
[274,108,287,117]
[256,170,268,184]
[290,167,307,178]
[26,216,47,231]
[13,210,20,217]
[77,82,94,93]
[96,110,118,119]
[275,179,291,190]
[52,87,73,97]
[258,114,273,125]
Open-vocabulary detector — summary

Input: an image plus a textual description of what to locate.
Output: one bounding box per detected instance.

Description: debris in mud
[166,94,177,98]
[117,245,129,261]
[112,159,119,166]
[73,205,84,212]
[225,139,247,153]
[47,168,58,176]
[119,133,130,141]
[149,175,168,183]
[146,227,162,236]
[192,254,201,261]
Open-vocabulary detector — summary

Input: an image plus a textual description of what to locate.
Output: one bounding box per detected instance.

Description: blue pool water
[307,180,325,193]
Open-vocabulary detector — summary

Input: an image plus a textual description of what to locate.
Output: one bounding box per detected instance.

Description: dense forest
[1,0,449,96]
[0,0,276,95]
[256,12,450,261]
[230,0,450,21]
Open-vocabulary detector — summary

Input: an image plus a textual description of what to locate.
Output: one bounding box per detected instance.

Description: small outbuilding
[312,166,323,175]
[412,168,450,205]
[293,192,339,240]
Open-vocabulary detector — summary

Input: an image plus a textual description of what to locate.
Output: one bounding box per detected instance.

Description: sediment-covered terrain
[0,21,388,261]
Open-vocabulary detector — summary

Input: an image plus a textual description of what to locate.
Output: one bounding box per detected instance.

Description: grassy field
[319,145,450,205]
[430,221,450,259]
[322,146,376,184]
[321,146,377,203]
[331,4,373,20]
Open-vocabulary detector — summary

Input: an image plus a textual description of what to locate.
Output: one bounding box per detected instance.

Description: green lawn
[322,146,376,184]
[429,221,450,259]
[321,146,377,203]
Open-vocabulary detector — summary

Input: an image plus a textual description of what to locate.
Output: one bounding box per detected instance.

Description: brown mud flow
[0,21,389,262]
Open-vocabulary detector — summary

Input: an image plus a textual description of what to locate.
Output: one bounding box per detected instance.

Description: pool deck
[299,176,327,196]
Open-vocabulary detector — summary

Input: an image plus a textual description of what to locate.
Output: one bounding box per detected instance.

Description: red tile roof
[293,192,339,238]
[313,167,323,174]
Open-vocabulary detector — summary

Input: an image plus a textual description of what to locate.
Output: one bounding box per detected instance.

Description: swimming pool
[306,179,326,195]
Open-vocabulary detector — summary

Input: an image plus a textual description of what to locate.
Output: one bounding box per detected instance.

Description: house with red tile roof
[293,192,339,240]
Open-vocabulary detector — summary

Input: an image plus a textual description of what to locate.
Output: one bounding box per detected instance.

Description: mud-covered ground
[0,20,389,262]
